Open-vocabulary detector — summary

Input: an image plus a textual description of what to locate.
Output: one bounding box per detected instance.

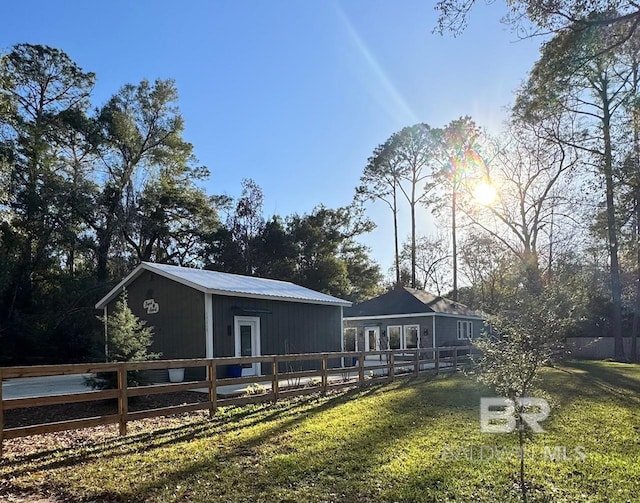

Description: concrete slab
[2,374,93,399]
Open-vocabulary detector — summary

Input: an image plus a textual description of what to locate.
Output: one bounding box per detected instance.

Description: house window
[344,327,357,351]
[404,325,419,349]
[388,325,402,350]
[457,320,473,340]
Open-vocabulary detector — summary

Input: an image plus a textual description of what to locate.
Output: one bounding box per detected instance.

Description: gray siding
[107,271,344,379]
[107,271,206,360]
[107,270,206,381]
[344,316,433,349]
[344,315,482,349]
[211,295,342,373]
[435,317,481,346]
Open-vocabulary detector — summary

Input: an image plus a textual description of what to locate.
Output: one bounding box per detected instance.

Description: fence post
[414,349,419,375]
[117,363,128,436]
[358,352,365,386]
[208,360,217,417]
[0,368,4,458]
[389,351,395,382]
[321,354,328,394]
[453,348,458,371]
[272,356,279,402]
[435,347,439,374]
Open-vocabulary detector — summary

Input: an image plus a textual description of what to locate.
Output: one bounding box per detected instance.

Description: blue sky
[2,0,542,277]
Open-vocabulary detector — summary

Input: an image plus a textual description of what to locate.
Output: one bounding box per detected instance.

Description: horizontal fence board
[216,375,272,387]
[2,364,119,379]
[212,356,276,365]
[326,366,358,374]
[277,354,322,362]
[126,380,210,398]
[324,351,364,359]
[3,389,119,410]
[279,369,321,380]
[4,414,120,439]
[126,359,209,371]
[0,348,474,378]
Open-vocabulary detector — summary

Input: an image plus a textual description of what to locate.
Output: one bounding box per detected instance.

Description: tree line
[0,44,381,365]
[355,5,640,362]
[4,14,640,366]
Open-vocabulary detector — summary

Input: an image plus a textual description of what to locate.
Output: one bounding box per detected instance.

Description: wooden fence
[0,346,474,456]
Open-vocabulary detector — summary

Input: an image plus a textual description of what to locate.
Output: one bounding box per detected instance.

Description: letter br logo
[480,397,550,433]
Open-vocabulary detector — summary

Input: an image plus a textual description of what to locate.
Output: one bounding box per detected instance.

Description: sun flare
[473,181,497,206]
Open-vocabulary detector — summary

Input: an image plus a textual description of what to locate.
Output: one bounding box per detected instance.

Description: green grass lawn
[1,361,639,502]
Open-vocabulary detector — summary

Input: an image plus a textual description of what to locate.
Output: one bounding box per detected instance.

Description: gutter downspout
[340,306,345,367]
[432,315,436,349]
[104,306,108,362]
[205,293,214,380]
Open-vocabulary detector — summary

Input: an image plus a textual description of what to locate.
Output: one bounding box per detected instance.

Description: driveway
[2,374,92,399]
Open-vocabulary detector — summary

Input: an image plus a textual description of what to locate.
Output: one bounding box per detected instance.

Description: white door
[364,326,380,359]
[234,316,261,376]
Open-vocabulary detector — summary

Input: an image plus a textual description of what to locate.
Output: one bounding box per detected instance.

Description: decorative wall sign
[143,298,159,314]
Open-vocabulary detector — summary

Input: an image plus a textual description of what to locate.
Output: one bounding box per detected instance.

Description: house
[343,286,482,353]
[95,262,351,378]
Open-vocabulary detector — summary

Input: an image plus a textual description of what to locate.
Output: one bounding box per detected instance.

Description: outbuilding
[343,285,482,353]
[95,262,351,378]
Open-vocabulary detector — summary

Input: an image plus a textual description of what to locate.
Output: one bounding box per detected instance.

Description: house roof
[343,286,481,319]
[95,262,352,309]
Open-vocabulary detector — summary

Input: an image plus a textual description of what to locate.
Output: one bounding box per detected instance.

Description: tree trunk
[411,201,416,288]
[632,63,640,363]
[393,185,401,285]
[632,268,639,362]
[96,226,113,282]
[633,156,640,363]
[518,425,527,503]
[601,90,625,361]
[452,188,458,301]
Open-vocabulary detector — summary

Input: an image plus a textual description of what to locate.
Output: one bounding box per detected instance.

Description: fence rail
[0,346,475,456]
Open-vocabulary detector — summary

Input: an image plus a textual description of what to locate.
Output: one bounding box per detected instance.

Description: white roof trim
[95,264,148,309]
[96,263,351,309]
[344,312,482,321]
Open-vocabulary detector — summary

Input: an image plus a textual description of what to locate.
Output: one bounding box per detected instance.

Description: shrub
[87,290,159,389]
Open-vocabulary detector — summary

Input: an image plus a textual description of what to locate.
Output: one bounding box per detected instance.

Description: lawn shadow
[544,360,640,407]
[102,373,481,502]
[0,381,392,481]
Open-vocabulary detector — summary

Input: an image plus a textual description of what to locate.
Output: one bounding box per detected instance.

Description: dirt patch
[2,390,212,460]
[3,390,209,429]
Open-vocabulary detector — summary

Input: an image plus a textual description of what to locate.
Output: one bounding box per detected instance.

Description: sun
[472,181,497,206]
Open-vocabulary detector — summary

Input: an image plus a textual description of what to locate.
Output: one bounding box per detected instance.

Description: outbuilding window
[387,325,402,350]
[404,325,419,349]
[344,327,357,351]
[457,320,473,340]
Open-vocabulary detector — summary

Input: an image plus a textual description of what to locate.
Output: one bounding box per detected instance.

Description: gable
[344,288,431,317]
[96,262,351,309]
[344,286,481,319]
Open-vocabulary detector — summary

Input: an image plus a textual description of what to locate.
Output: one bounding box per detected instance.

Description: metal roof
[95,262,352,309]
[343,286,480,318]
